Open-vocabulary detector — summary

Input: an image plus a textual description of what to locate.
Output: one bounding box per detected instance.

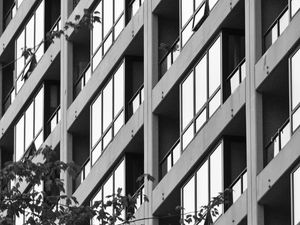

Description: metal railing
[265,118,291,165]
[264,6,289,52]
[49,16,61,34]
[73,63,91,98]
[226,58,246,94]
[128,85,144,117]
[160,139,181,179]
[73,158,91,192]
[132,183,144,211]
[128,0,144,20]
[47,106,61,133]
[159,38,180,78]
[3,1,17,30]
[229,169,247,204]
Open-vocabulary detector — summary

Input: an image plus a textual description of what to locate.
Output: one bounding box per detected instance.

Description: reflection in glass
[293,166,300,225]
[291,0,300,17]
[291,49,300,109]
[91,94,102,147]
[183,177,195,225]
[195,56,207,112]
[16,116,25,161]
[103,80,113,132]
[208,37,221,96]
[182,72,194,130]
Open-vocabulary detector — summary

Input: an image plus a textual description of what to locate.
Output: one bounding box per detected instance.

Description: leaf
[143,194,149,202]
[74,14,81,21]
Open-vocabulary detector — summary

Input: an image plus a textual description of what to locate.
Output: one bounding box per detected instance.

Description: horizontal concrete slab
[0,0,36,58]
[152,81,246,213]
[255,12,300,90]
[73,104,144,204]
[257,127,300,201]
[0,39,60,141]
[67,8,144,131]
[152,0,240,112]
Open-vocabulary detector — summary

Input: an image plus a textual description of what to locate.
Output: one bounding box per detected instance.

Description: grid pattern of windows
[91,0,125,71]
[180,0,218,47]
[91,62,125,165]
[181,36,221,150]
[182,142,223,225]
[15,0,44,93]
[91,159,125,225]
[292,164,300,225]
[15,86,44,162]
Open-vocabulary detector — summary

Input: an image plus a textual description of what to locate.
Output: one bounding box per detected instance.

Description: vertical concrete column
[143,1,159,225]
[60,0,73,196]
[245,0,264,225]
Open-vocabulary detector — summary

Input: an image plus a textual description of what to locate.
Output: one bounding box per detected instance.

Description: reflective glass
[16,31,25,76]
[293,166,300,225]
[195,55,207,112]
[93,1,102,54]
[291,0,300,17]
[114,160,125,195]
[114,111,124,135]
[103,79,113,132]
[292,107,300,132]
[182,72,194,130]
[210,144,223,221]
[182,124,194,150]
[103,176,113,216]
[208,37,221,96]
[183,176,195,225]
[181,0,193,27]
[279,10,289,36]
[25,103,34,150]
[103,0,113,37]
[92,141,102,165]
[291,49,300,109]
[91,94,102,147]
[114,63,124,117]
[26,16,35,50]
[209,90,221,117]
[114,0,124,20]
[197,161,209,210]
[16,116,25,161]
[196,109,207,132]
[103,128,112,149]
[34,87,44,136]
[182,20,193,47]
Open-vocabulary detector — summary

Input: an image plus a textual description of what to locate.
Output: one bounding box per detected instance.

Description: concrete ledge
[0,39,60,141]
[73,104,144,204]
[215,192,247,225]
[255,12,300,90]
[67,8,144,131]
[152,81,246,213]
[152,0,240,112]
[257,127,300,201]
[0,0,36,57]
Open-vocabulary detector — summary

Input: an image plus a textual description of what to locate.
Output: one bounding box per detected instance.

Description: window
[292,164,300,225]
[15,87,44,161]
[180,0,219,47]
[181,142,223,224]
[91,159,125,225]
[92,0,125,71]
[91,62,125,165]
[290,47,300,132]
[15,0,45,93]
[291,0,300,17]
[180,36,222,150]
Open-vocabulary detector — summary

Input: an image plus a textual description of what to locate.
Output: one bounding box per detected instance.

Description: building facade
[0,0,300,224]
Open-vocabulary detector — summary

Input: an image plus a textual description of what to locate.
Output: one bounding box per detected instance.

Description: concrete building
[0,0,300,224]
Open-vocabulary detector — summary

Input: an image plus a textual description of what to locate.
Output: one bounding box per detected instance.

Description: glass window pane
[291,49,300,109]
[230,70,240,94]
[103,176,113,216]
[103,0,113,37]
[173,142,181,165]
[93,1,102,54]
[292,0,300,17]
[196,108,207,132]
[197,161,209,210]
[208,37,221,96]
[16,76,24,93]
[92,141,102,165]
[114,0,124,20]
[182,20,193,47]
[91,94,102,148]
[292,107,300,132]
[114,63,124,117]
[241,62,246,81]
[232,179,241,203]
[273,135,280,157]
[182,72,194,130]
[114,111,124,135]
[280,121,291,148]
[182,124,194,150]
[279,10,289,35]
[182,176,195,225]
[26,16,35,49]
[193,4,205,28]
[293,166,300,225]
[131,0,139,17]
[210,144,223,221]
[209,0,218,10]
[209,90,221,117]
[242,172,247,192]
[181,0,193,28]
[15,116,25,161]
[35,0,44,51]
[25,103,34,150]
[34,87,44,136]
[195,55,207,112]
[103,79,113,132]
[34,131,43,150]
[91,188,102,225]
[195,0,204,10]
[114,159,125,195]
[93,47,102,71]
[103,128,112,150]
[114,14,124,40]
[16,30,25,76]
[103,33,113,55]
[167,154,172,172]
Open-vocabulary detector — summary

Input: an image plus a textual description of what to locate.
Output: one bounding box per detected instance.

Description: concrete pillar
[245,0,264,225]
[143,1,159,225]
[60,0,74,196]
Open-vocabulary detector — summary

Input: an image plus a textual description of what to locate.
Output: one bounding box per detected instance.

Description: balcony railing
[47,106,61,133]
[229,169,247,204]
[159,39,180,78]
[3,1,17,30]
[265,118,291,165]
[73,158,91,192]
[264,6,289,51]
[160,139,181,179]
[132,183,144,211]
[128,85,144,117]
[226,58,246,94]
[2,87,16,114]
[73,63,91,98]
[50,16,61,34]
[128,0,144,20]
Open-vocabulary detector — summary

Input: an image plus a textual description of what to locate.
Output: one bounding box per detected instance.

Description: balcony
[3,1,17,30]
[229,169,247,204]
[226,58,246,95]
[128,84,144,118]
[128,0,144,22]
[73,157,91,192]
